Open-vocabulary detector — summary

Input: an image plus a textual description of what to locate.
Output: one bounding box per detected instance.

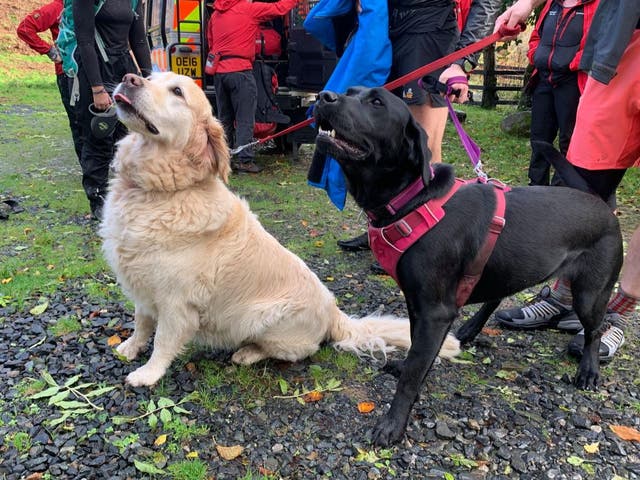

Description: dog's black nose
[318,90,338,104]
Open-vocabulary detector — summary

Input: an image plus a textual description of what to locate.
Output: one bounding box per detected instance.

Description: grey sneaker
[568,312,626,362]
[495,286,582,332]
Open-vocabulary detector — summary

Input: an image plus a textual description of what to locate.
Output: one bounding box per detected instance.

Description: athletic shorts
[567,30,640,170]
[389,28,458,107]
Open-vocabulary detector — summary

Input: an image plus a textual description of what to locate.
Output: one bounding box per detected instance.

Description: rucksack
[56,0,138,93]
[255,25,282,58]
[252,61,290,138]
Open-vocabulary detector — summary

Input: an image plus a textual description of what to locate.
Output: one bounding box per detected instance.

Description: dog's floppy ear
[186,113,231,183]
[405,115,432,185]
[204,116,231,183]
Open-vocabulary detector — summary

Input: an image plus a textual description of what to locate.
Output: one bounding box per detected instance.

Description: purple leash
[444,76,488,182]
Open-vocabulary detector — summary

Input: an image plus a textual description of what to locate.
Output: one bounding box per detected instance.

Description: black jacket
[579,0,640,84]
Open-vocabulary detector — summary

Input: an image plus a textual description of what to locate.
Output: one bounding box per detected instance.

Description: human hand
[494,0,542,38]
[91,87,112,111]
[46,45,62,63]
[439,64,469,104]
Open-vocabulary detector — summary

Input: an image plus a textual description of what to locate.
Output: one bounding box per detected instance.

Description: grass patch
[48,315,82,337]
[167,459,208,480]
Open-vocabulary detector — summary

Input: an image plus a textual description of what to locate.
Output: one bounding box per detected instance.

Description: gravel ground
[1,238,639,479]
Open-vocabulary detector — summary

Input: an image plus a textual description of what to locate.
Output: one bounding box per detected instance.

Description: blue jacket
[305,0,392,209]
[579,0,640,84]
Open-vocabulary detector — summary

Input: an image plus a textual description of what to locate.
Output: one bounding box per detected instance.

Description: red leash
[230,24,523,154]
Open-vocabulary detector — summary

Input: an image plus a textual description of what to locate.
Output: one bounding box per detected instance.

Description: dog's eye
[371,98,383,106]
[172,87,183,97]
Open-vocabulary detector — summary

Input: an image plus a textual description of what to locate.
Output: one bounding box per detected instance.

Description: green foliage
[6,431,32,453]
[28,371,116,427]
[167,459,208,480]
[49,315,82,337]
[112,395,193,428]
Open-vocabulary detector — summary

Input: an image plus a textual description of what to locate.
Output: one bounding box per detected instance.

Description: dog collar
[368,178,510,307]
[366,166,435,222]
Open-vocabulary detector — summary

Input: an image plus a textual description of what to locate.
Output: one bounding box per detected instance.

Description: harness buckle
[394,219,413,237]
[490,215,506,233]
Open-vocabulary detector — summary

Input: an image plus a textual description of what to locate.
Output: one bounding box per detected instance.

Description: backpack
[56,0,138,79]
[255,25,282,58]
[252,61,290,138]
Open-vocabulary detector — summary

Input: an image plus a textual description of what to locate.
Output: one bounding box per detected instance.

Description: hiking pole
[229,23,524,156]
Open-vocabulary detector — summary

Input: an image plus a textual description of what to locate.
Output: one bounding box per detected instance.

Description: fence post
[481,45,498,109]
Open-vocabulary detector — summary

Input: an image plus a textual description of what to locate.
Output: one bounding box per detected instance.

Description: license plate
[171,53,202,77]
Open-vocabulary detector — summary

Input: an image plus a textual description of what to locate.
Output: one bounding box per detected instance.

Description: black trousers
[56,73,83,161]
[71,52,137,212]
[214,70,257,162]
[529,75,581,186]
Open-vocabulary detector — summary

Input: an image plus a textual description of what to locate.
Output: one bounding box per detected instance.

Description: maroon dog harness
[368,178,510,307]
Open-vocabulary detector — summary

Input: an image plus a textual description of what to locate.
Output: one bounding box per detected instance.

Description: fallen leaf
[29,301,49,316]
[259,466,275,476]
[314,240,324,247]
[481,327,502,336]
[107,335,122,347]
[583,442,599,454]
[1,278,12,284]
[309,229,320,237]
[24,227,33,235]
[301,220,308,227]
[303,390,323,403]
[185,362,196,373]
[186,451,198,459]
[154,434,167,446]
[610,425,640,441]
[357,401,375,414]
[47,264,55,270]
[325,276,334,282]
[25,473,43,480]
[216,444,244,460]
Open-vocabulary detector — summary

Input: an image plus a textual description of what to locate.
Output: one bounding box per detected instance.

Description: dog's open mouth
[114,93,159,135]
[316,119,367,159]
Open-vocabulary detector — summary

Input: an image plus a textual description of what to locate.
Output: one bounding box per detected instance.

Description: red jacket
[207,0,298,74]
[16,0,64,76]
[527,0,600,92]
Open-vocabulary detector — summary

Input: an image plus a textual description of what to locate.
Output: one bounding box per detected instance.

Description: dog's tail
[531,141,592,193]
[329,310,461,361]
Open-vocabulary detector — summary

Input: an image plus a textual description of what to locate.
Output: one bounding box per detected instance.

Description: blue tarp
[304,0,391,209]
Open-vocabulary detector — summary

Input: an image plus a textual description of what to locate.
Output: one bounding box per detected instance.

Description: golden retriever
[100,72,459,387]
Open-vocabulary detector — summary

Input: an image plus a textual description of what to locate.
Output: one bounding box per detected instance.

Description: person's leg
[391,29,457,164]
[213,74,235,147]
[408,103,448,164]
[528,79,558,185]
[230,71,261,172]
[550,75,580,186]
[74,69,113,219]
[56,73,83,161]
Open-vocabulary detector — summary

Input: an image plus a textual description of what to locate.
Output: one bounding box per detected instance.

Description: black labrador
[312,86,623,447]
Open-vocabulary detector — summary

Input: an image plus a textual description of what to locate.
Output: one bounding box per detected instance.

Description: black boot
[370,261,388,275]
[337,232,370,251]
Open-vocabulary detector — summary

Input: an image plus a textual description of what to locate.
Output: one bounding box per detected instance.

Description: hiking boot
[567,312,626,362]
[337,232,370,252]
[233,161,263,174]
[494,285,582,332]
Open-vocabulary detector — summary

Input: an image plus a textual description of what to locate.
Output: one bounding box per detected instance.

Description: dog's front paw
[231,344,267,365]
[116,337,143,361]
[125,364,166,387]
[372,414,406,447]
[574,359,600,390]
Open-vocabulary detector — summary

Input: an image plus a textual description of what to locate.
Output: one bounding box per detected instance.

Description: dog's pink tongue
[114,93,132,105]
